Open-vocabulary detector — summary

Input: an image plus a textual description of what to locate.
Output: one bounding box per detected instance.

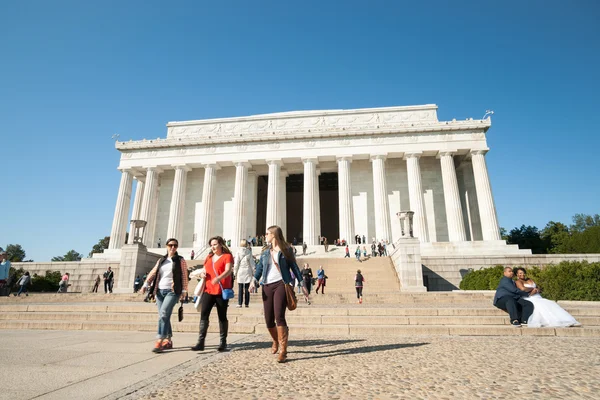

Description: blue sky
[1,0,599,261]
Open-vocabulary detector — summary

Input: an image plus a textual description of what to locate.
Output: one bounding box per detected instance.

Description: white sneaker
[236,304,242,308]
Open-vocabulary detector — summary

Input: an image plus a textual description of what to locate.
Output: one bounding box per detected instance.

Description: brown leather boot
[267,327,279,354]
[276,326,289,363]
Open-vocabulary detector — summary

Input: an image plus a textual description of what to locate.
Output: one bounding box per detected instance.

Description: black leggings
[200,293,229,322]
[262,280,287,328]
[356,287,363,298]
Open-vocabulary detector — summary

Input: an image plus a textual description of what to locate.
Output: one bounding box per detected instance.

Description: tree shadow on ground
[230,338,429,361]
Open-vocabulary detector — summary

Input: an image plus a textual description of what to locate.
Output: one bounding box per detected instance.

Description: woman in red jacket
[192,236,233,352]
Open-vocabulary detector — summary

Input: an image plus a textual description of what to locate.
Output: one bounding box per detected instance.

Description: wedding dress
[523,283,580,328]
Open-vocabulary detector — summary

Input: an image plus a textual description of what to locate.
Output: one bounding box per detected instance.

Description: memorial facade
[106,104,514,257]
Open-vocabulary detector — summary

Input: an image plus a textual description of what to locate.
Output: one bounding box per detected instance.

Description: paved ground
[1,330,598,400]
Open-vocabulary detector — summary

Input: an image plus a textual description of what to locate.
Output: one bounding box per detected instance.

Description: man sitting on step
[493,267,537,327]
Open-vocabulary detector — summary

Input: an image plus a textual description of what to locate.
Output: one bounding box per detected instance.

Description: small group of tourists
[142,225,307,363]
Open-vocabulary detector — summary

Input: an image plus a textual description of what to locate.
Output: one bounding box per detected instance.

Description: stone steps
[0,299,598,337]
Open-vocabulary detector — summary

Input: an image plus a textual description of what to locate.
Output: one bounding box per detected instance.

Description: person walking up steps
[355,269,365,304]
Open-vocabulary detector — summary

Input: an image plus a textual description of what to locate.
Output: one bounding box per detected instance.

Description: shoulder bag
[270,251,298,311]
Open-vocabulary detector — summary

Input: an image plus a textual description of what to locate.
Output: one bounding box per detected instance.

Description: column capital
[143,166,164,174]
[301,157,319,164]
[436,150,458,159]
[280,169,289,178]
[370,153,387,161]
[336,156,353,163]
[117,167,133,174]
[469,148,489,157]
[202,163,221,170]
[403,151,423,160]
[234,161,252,168]
[266,159,283,166]
[172,164,192,172]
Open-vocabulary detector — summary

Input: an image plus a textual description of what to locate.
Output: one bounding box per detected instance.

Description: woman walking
[249,225,304,363]
[142,238,189,353]
[234,239,255,308]
[355,269,365,304]
[302,263,313,305]
[192,236,233,352]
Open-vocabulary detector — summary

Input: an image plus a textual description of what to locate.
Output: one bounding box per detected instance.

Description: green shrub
[30,270,62,292]
[459,261,600,301]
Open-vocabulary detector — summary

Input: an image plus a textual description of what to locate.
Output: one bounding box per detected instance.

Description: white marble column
[127,177,145,244]
[231,162,250,249]
[279,170,288,237]
[471,150,501,241]
[302,158,320,245]
[438,151,467,242]
[337,157,355,245]
[265,160,282,229]
[197,163,219,247]
[108,169,133,249]
[139,167,161,246]
[404,152,430,242]
[371,155,392,242]
[246,171,258,240]
[146,180,161,247]
[166,165,191,241]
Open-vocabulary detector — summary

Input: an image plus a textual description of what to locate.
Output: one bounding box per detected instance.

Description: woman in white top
[515,267,580,328]
[142,238,189,353]
[249,225,305,363]
[234,239,255,308]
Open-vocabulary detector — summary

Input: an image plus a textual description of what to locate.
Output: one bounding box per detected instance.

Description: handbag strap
[210,256,226,292]
[270,251,284,276]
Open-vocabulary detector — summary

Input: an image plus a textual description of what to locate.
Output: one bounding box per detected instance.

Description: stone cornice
[115,105,491,151]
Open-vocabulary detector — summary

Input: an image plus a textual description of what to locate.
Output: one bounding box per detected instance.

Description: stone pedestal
[389,238,427,292]
[114,244,162,293]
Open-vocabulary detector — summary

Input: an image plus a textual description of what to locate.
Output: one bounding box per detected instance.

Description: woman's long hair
[267,225,293,261]
[208,236,232,257]
[163,238,180,258]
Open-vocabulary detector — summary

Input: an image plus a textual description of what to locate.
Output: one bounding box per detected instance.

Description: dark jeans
[238,283,250,306]
[200,293,229,322]
[303,279,312,295]
[104,280,113,293]
[315,279,325,294]
[495,296,534,323]
[17,285,27,295]
[262,280,287,328]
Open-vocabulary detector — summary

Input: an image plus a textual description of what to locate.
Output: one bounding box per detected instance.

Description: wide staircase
[1,257,599,337]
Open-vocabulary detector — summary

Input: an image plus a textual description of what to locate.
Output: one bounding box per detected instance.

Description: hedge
[459,261,600,301]
[8,267,62,293]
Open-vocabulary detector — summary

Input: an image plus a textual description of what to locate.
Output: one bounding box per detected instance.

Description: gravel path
[139,334,600,399]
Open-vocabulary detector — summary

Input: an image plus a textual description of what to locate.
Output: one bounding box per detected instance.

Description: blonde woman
[234,239,255,308]
[249,226,305,363]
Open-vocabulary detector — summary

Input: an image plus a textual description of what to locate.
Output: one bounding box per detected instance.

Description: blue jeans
[17,285,27,295]
[155,289,179,339]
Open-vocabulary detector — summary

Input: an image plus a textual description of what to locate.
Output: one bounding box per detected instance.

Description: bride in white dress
[514,268,580,328]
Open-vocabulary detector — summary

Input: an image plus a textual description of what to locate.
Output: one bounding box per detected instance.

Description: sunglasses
[167,244,178,248]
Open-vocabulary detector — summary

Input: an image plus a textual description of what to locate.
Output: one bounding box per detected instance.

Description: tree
[5,244,26,262]
[506,225,548,254]
[52,250,83,262]
[499,227,509,241]
[89,236,110,258]
[570,214,600,233]
[541,221,570,254]
[88,234,128,257]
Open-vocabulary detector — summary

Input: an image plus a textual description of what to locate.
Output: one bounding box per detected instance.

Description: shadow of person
[231,338,363,351]
[287,342,429,362]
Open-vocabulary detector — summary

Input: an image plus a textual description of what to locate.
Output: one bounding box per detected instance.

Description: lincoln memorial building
[105,104,524,259]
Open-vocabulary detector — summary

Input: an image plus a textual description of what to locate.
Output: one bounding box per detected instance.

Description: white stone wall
[386,157,410,242]
[421,156,448,242]
[457,160,482,241]
[351,160,375,242]
[182,168,204,247]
